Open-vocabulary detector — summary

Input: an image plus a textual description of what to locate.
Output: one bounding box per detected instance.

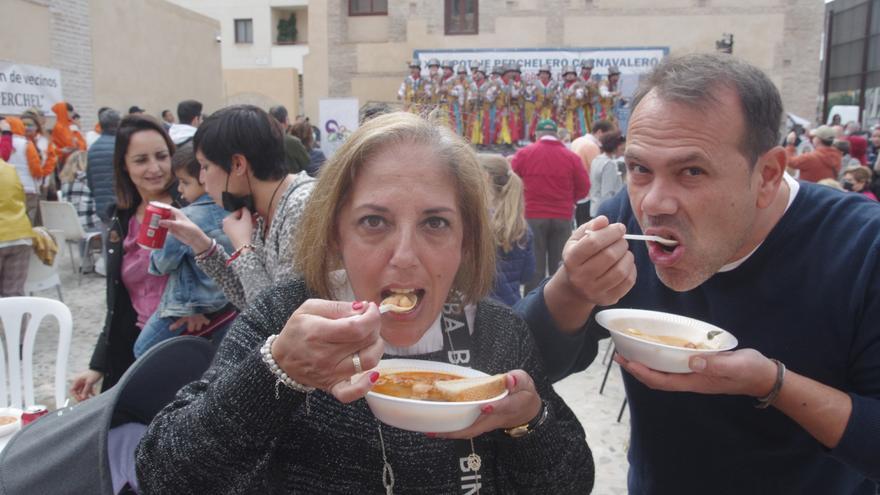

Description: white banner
[319,98,359,159]
[0,62,63,115]
[415,47,667,77]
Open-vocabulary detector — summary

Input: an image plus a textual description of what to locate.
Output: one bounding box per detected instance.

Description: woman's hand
[70,369,104,402]
[437,370,543,439]
[158,207,212,254]
[170,314,211,333]
[271,299,385,403]
[222,208,256,250]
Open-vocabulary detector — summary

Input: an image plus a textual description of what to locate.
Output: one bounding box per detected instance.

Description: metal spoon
[623,234,679,247]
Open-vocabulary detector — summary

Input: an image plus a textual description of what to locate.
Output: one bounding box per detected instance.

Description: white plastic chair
[39,200,102,282]
[24,230,65,301]
[0,297,72,410]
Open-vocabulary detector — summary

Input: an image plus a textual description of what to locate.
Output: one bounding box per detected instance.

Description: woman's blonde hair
[478,153,528,253]
[59,150,88,184]
[294,112,495,304]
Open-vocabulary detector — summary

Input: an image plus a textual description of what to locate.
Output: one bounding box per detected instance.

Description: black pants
[575,202,592,227]
[525,217,573,294]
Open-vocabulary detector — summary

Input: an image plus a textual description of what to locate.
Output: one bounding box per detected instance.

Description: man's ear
[754,146,787,209]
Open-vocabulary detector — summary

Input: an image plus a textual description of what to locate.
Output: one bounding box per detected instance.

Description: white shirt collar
[717,172,799,273]
[539,135,560,142]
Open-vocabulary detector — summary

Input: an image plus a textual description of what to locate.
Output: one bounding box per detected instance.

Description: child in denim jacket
[134,145,234,357]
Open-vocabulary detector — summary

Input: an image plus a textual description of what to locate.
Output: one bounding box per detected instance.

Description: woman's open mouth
[379,288,425,315]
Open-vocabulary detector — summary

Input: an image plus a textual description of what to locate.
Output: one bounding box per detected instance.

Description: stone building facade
[304,0,826,125]
[2,0,223,128]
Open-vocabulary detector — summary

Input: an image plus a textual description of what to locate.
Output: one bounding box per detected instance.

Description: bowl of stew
[596,309,738,373]
[0,408,22,438]
[364,359,508,433]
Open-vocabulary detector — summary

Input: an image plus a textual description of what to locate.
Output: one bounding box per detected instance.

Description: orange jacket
[51,102,85,163]
[6,117,54,179]
[786,145,842,183]
[72,129,86,150]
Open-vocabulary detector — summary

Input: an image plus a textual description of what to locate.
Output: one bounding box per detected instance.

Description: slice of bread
[434,374,507,402]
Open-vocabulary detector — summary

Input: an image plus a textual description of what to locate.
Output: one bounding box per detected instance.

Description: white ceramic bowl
[596,309,738,373]
[0,408,22,438]
[364,359,508,433]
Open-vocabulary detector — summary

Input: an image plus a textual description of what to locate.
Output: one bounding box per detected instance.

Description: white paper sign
[0,62,63,115]
[415,48,667,76]
[319,98,359,159]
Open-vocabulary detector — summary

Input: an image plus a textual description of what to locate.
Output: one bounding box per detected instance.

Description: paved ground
[25,250,631,494]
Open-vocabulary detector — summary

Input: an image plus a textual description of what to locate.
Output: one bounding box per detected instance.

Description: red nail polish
[352,301,364,311]
[481,404,494,414]
[369,371,380,383]
[426,432,436,438]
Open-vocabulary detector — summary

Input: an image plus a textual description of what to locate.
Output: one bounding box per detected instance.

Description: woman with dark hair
[290,120,326,177]
[71,115,181,399]
[158,104,315,310]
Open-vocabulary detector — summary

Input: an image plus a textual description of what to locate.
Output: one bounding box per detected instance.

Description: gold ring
[352,352,363,374]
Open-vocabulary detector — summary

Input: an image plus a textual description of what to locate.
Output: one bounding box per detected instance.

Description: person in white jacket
[588,130,627,217]
[168,99,202,146]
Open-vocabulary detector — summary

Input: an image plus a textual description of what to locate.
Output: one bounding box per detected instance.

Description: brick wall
[781,0,825,122]
[48,0,96,127]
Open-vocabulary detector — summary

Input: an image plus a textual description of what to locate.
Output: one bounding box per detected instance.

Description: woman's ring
[352,352,363,374]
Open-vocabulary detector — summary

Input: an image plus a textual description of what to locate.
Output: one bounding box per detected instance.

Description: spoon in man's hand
[623,234,679,247]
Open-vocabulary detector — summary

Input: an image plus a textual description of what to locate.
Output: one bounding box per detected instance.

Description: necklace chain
[377,424,395,495]
[376,423,480,495]
[264,176,289,229]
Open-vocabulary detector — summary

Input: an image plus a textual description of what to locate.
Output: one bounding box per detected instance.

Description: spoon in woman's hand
[623,234,679,247]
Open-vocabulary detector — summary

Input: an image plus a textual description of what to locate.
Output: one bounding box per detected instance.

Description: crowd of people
[784,119,880,200]
[0,52,878,494]
[398,59,628,146]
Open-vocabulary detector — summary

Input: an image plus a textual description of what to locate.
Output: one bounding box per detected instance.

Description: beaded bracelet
[755,359,785,409]
[260,334,315,399]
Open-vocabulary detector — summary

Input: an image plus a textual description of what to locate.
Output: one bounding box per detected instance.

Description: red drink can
[138,201,173,250]
[21,405,49,426]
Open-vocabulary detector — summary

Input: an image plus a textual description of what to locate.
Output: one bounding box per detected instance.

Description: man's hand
[614,348,778,398]
[543,216,636,332]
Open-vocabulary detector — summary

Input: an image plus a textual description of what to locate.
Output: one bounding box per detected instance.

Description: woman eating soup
[136,112,594,493]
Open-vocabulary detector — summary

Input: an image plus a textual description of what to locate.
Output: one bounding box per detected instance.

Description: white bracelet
[194,238,217,262]
[260,334,315,396]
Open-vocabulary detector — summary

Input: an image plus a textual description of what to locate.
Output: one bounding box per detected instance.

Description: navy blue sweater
[518,182,880,494]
